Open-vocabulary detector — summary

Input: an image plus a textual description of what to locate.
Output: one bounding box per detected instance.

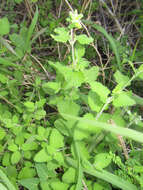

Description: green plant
[0,1,143,190]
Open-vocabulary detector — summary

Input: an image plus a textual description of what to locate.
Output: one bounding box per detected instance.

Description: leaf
[54,119,69,136]
[57,100,80,117]
[62,167,76,184]
[62,114,143,143]
[88,91,104,112]
[90,81,110,102]
[0,57,20,68]
[35,163,49,181]
[9,33,25,49]
[18,167,36,179]
[21,142,38,151]
[74,113,99,140]
[0,74,7,84]
[34,148,52,162]
[0,183,7,190]
[8,144,18,152]
[24,101,35,112]
[94,153,112,170]
[64,71,85,89]
[34,109,46,120]
[137,64,143,80]
[0,169,16,190]
[51,27,70,43]
[76,34,93,45]
[42,82,61,94]
[18,178,39,190]
[11,151,21,164]
[114,70,130,86]
[75,44,85,59]
[0,17,10,36]
[66,158,137,190]
[0,128,6,140]
[113,92,136,107]
[53,152,65,165]
[83,66,99,83]
[49,129,64,148]
[2,152,10,166]
[24,6,38,53]
[50,180,69,190]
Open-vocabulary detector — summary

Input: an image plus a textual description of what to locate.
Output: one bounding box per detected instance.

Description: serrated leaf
[88,91,104,112]
[114,70,130,86]
[53,152,64,164]
[57,100,80,117]
[64,71,85,89]
[90,81,110,102]
[19,178,39,190]
[8,144,18,152]
[2,152,10,166]
[62,167,76,184]
[113,92,136,107]
[0,17,10,35]
[34,109,46,120]
[35,163,49,181]
[49,129,64,148]
[34,149,52,162]
[83,66,99,83]
[76,34,93,45]
[94,153,112,170]
[11,151,21,164]
[42,82,61,94]
[0,74,8,84]
[21,142,38,151]
[51,27,70,43]
[75,44,85,59]
[24,102,35,112]
[0,128,6,140]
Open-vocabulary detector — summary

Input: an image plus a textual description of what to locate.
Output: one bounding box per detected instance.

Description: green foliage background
[0,0,143,189]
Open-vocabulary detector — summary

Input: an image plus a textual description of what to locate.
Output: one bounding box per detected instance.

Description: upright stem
[70,29,76,67]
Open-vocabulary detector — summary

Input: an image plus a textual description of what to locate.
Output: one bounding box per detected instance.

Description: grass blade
[62,114,143,143]
[0,57,21,68]
[0,169,16,190]
[24,6,38,53]
[66,157,137,190]
[74,141,83,190]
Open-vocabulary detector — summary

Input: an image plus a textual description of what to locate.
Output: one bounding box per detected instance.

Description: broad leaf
[76,34,93,45]
[113,92,136,107]
[18,178,39,190]
[57,100,80,117]
[88,91,104,112]
[94,153,112,170]
[62,167,76,184]
[114,70,130,86]
[49,129,64,148]
[34,149,52,162]
[11,151,21,164]
[83,66,99,83]
[0,17,10,36]
[51,27,70,43]
[90,81,110,102]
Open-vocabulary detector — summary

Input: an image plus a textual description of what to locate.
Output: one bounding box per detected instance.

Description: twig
[30,54,50,79]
